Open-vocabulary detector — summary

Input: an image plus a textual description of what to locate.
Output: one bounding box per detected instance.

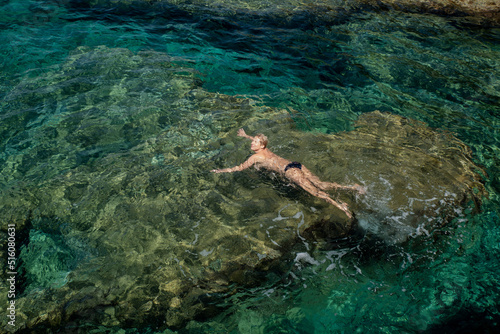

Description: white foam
[294,252,320,266]
[199,248,214,257]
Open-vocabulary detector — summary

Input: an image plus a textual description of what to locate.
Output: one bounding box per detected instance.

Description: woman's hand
[211,168,234,173]
[354,184,367,195]
[237,128,247,137]
[211,169,224,173]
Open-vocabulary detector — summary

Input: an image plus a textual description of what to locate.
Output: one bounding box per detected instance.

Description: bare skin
[211,129,365,219]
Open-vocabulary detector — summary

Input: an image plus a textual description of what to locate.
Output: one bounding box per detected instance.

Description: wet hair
[255,133,268,148]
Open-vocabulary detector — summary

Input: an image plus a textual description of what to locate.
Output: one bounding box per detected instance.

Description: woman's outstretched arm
[211,155,258,173]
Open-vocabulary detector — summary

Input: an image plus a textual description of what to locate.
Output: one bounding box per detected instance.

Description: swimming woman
[211,129,365,218]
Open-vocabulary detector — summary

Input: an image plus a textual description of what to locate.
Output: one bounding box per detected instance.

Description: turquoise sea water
[1,0,500,333]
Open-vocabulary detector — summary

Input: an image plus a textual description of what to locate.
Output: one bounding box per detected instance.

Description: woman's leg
[287,169,353,218]
[300,166,337,190]
[302,165,366,194]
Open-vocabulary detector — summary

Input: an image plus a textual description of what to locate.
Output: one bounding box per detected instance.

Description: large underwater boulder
[0,46,487,331]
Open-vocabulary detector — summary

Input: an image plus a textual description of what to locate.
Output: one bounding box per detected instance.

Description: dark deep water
[1,0,499,333]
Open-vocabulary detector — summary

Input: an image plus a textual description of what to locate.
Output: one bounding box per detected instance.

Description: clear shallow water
[1,0,500,333]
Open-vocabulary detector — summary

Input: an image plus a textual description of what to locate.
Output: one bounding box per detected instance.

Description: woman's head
[255,134,268,148]
[251,133,268,151]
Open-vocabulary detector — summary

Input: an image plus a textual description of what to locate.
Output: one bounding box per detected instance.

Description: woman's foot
[328,198,353,219]
[353,184,366,195]
[340,202,353,219]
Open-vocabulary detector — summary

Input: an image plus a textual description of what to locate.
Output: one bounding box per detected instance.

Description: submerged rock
[361,0,500,17]
[0,46,487,332]
[70,0,500,25]
[298,111,488,243]
[0,45,336,331]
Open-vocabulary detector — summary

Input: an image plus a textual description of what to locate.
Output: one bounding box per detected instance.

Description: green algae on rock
[0,45,488,332]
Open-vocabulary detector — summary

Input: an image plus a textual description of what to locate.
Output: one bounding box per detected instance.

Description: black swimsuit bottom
[284,161,302,173]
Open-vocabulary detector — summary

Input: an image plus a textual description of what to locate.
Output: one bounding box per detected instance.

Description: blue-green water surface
[1,0,500,333]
